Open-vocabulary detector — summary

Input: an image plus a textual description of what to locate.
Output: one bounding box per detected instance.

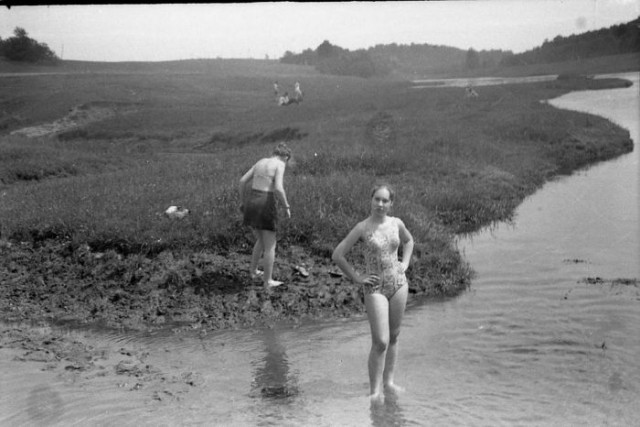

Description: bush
[0,27,58,63]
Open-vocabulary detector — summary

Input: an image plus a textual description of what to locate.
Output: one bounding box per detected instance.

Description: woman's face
[370,187,393,217]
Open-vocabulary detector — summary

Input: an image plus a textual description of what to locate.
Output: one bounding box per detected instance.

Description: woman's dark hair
[370,183,395,201]
[273,142,292,160]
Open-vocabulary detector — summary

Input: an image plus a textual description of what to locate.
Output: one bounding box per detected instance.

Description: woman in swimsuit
[332,183,414,404]
[239,142,292,288]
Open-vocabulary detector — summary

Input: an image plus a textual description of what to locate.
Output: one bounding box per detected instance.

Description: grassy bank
[0,60,634,331]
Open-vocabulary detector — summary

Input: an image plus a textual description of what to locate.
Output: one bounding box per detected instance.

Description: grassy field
[0,58,635,330]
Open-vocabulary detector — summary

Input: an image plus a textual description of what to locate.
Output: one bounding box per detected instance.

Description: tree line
[281,39,515,77]
[0,27,59,63]
[500,17,640,66]
[282,16,640,78]
[3,16,637,73]
[280,40,387,78]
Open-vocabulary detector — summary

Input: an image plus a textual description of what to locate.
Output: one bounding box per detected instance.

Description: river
[1,73,638,426]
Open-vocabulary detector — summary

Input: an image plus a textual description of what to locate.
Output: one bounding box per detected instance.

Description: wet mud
[0,238,385,407]
[0,240,416,333]
[0,324,208,407]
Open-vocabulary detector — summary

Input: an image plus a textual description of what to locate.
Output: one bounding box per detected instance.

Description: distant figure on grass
[465,85,479,98]
[278,92,290,106]
[273,81,279,98]
[294,81,303,102]
[277,91,301,107]
[239,142,292,288]
[332,183,414,405]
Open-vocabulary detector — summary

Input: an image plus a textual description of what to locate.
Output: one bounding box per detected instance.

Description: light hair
[272,142,292,160]
[370,183,395,201]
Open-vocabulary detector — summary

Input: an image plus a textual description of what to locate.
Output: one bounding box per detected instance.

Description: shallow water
[1,73,639,426]
[411,74,558,89]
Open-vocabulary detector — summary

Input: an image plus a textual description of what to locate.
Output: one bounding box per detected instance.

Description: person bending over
[239,142,292,288]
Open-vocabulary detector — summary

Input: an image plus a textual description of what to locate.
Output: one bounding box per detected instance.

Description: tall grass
[0,68,633,299]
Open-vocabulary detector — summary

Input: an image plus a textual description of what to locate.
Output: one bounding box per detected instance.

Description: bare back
[251,157,281,192]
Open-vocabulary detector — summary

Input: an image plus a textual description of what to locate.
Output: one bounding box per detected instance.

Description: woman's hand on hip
[358,274,379,285]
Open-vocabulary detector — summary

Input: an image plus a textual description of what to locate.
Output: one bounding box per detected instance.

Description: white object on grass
[165,205,190,219]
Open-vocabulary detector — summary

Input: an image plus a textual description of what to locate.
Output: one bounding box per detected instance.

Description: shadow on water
[249,326,300,402]
[27,384,64,425]
[369,391,414,427]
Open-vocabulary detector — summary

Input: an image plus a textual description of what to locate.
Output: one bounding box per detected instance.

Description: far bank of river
[411,74,558,88]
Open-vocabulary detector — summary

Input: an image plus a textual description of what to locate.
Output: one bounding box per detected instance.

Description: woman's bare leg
[383,284,408,393]
[365,293,389,404]
[260,230,282,287]
[250,229,263,276]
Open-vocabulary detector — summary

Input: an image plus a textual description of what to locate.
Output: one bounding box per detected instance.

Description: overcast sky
[1,1,638,62]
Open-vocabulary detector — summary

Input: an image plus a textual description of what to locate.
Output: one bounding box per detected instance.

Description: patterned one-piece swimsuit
[362,218,408,300]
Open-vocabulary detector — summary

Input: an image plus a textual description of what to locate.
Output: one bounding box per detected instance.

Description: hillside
[503,16,640,66]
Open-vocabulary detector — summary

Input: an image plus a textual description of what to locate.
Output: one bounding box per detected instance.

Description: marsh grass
[0,135,142,185]
[0,62,634,307]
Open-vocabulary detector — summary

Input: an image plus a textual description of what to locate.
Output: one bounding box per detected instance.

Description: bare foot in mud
[370,392,385,406]
[265,280,284,289]
[384,382,405,395]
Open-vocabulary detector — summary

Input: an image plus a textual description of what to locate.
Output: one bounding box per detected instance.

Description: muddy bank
[0,238,468,333]
[0,322,208,418]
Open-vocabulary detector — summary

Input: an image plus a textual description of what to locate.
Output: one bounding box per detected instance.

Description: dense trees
[280,40,387,78]
[465,48,480,69]
[281,17,639,78]
[0,27,58,63]
[501,17,640,66]
[281,39,508,77]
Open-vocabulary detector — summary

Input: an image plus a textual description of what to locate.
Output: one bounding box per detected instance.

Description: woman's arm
[397,218,414,272]
[273,161,290,217]
[332,223,368,284]
[239,165,255,202]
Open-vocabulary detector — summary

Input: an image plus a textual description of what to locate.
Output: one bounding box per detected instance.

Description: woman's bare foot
[369,392,385,405]
[265,280,283,288]
[384,382,405,394]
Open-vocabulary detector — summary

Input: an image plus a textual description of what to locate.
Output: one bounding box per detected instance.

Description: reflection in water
[27,384,64,425]
[411,74,558,89]
[250,326,299,402]
[369,391,411,427]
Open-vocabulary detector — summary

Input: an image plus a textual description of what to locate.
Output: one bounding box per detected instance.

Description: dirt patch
[0,238,463,334]
[0,240,358,331]
[9,102,138,138]
[0,323,206,405]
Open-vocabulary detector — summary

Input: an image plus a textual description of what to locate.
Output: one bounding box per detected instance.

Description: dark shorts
[242,189,278,231]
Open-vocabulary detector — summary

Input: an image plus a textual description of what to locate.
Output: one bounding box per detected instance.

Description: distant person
[239,142,292,288]
[294,81,303,101]
[332,183,414,405]
[278,92,290,106]
[273,81,279,98]
[465,86,479,98]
